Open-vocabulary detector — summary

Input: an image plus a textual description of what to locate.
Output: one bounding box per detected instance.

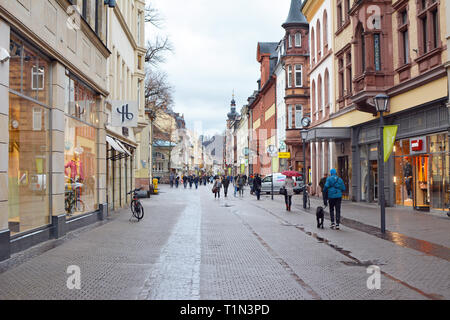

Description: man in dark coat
[254,174,262,200]
[222,175,230,197]
[319,173,328,207]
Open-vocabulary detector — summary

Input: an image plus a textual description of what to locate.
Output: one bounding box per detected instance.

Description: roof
[282,0,309,28]
[258,42,279,56]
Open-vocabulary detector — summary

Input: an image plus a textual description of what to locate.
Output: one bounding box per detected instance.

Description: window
[418,0,441,55]
[357,25,366,73]
[295,105,303,128]
[374,34,381,71]
[295,64,302,87]
[324,69,330,108]
[346,53,352,94]
[398,10,410,65]
[316,20,321,60]
[288,105,293,129]
[311,80,316,118]
[323,11,328,50]
[31,66,45,91]
[288,34,292,48]
[137,12,142,45]
[318,75,323,115]
[337,3,343,28]
[295,33,301,47]
[338,58,344,98]
[287,65,293,87]
[32,107,42,131]
[311,28,315,64]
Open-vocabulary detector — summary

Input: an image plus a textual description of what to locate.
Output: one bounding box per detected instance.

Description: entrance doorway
[413,155,430,211]
[337,156,349,200]
[368,160,378,203]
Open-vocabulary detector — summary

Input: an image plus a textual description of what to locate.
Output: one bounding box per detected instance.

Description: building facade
[0,0,112,261]
[105,0,146,211]
[326,0,449,212]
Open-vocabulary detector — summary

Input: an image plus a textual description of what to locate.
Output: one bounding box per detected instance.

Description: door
[413,155,430,211]
[368,160,378,203]
[338,156,349,200]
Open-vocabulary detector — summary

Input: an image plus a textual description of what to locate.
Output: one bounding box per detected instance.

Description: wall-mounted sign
[278,152,291,159]
[111,101,138,128]
[410,137,427,154]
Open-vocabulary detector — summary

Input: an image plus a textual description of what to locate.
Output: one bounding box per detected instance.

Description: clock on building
[301,117,311,128]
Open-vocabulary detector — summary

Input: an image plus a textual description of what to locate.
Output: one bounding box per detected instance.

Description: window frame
[295,32,301,47]
[295,64,303,88]
[287,65,293,88]
[294,105,303,129]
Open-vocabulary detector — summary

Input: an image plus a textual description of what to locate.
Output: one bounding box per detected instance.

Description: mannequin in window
[65,152,84,198]
[403,159,412,198]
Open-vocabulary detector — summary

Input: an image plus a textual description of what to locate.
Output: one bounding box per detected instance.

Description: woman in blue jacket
[323,168,346,230]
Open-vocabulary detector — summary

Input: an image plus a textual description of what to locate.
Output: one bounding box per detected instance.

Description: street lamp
[374,93,389,234]
[301,129,308,209]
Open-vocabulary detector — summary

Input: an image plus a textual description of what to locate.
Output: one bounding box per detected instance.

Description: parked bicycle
[128,188,144,221]
[65,179,85,216]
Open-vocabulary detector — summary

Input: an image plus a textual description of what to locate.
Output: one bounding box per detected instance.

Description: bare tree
[145,36,173,67]
[145,70,174,113]
[144,3,163,29]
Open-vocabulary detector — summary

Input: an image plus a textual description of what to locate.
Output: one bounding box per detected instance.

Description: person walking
[283,176,295,211]
[222,175,230,197]
[323,168,346,230]
[254,174,262,200]
[169,172,174,188]
[213,177,222,199]
[188,175,193,189]
[193,175,199,189]
[175,175,180,188]
[183,175,188,189]
[238,174,245,197]
[319,173,329,207]
[233,175,239,197]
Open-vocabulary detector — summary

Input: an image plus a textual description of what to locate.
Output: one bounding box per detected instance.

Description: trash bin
[153,178,159,194]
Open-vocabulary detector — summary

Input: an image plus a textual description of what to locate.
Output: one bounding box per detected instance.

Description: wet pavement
[0,185,448,300]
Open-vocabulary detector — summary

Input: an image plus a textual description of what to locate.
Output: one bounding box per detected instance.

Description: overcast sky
[145,0,292,138]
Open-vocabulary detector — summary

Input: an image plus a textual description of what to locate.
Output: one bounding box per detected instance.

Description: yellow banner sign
[278,152,291,159]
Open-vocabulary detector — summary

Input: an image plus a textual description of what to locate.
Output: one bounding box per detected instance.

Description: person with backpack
[222,175,230,197]
[323,168,346,230]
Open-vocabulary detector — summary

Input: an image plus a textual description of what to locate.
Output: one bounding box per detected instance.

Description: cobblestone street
[0,185,449,300]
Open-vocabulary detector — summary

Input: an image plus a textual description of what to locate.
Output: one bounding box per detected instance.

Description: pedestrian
[283,176,295,211]
[323,168,346,230]
[175,175,180,188]
[169,172,174,188]
[189,175,193,189]
[238,174,245,197]
[248,175,254,194]
[222,175,230,197]
[194,175,199,189]
[319,173,329,207]
[254,174,262,200]
[213,176,222,199]
[233,175,239,197]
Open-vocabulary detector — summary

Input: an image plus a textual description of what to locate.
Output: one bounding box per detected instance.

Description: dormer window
[295,33,301,47]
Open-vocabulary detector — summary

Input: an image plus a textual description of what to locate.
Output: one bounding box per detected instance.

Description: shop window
[8,93,50,235]
[9,33,50,104]
[64,75,98,218]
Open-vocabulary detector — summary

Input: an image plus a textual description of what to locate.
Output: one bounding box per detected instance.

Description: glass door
[413,155,430,211]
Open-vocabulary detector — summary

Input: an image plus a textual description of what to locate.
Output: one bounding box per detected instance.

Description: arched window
[318,74,323,115]
[311,27,315,64]
[356,24,365,74]
[323,10,328,51]
[324,69,330,110]
[311,80,316,120]
[316,20,321,61]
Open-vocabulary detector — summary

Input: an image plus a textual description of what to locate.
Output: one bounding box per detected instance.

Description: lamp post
[374,93,389,234]
[301,129,308,209]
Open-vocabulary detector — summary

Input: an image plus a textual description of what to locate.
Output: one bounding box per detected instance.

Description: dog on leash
[316,206,324,229]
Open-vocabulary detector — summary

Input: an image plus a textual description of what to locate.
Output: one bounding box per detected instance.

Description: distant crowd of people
[169,168,345,230]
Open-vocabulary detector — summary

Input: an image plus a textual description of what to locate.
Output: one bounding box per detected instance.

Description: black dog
[316,206,324,229]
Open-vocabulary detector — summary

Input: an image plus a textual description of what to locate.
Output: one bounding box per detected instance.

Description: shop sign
[410,137,427,154]
[111,101,138,128]
[278,152,291,159]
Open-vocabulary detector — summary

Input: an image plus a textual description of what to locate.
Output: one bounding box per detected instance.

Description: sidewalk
[255,192,450,249]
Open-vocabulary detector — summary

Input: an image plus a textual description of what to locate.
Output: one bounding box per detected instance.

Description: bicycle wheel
[75,199,85,212]
[133,202,144,220]
[130,200,136,214]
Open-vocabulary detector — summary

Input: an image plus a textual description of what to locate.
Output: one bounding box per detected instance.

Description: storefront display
[64,75,98,217]
[393,134,449,211]
[8,33,51,235]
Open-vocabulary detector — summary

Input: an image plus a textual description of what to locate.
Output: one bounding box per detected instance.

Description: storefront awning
[106,136,126,153]
[305,127,351,142]
[115,139,132,156]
